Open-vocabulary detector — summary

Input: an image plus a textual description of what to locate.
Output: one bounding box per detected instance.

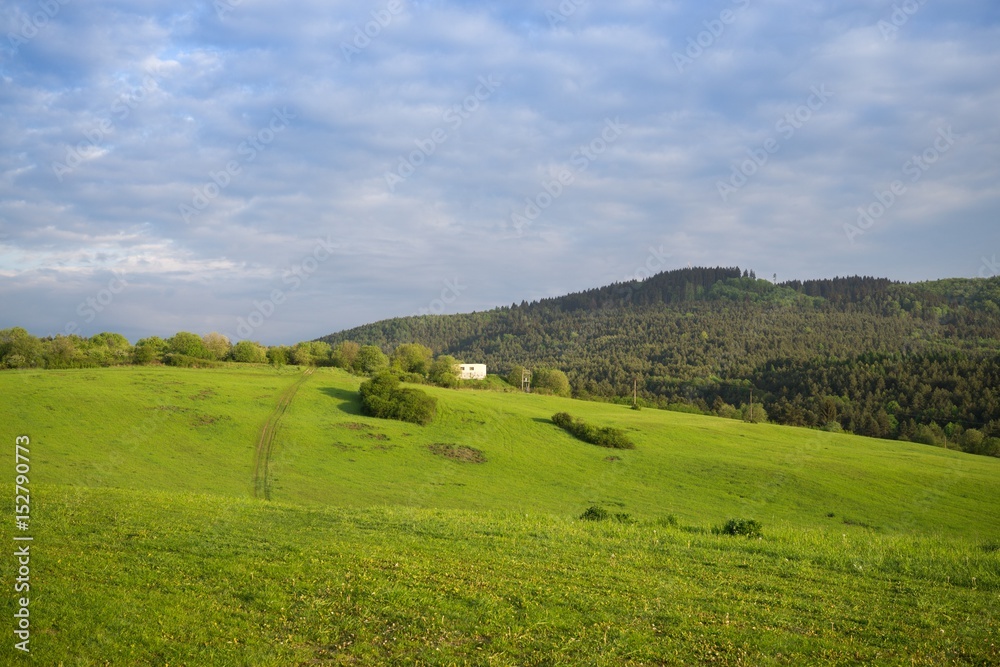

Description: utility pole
[633,377,638,408]
[749,388,754,423]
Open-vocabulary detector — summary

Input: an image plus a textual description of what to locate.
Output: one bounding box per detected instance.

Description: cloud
[0,0,998,343]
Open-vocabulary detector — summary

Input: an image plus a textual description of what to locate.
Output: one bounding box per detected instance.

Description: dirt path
[253,368,314,500]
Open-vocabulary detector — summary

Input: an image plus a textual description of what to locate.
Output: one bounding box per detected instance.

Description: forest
[3,268,999,457]
[321,268,1000,457]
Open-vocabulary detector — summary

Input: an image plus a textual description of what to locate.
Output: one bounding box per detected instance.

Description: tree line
[5,269,1000,457]
[0,328,576,397]
[321,270,1000,458]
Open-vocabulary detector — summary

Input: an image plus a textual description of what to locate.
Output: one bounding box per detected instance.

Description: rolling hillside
[3,365,999,664]
[6,366,1000,535]
[319,270,1000,451]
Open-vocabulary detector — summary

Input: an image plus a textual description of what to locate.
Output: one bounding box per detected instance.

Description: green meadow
[2,366,999,664]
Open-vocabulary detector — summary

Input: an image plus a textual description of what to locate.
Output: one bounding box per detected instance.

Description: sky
[1,0,999,344]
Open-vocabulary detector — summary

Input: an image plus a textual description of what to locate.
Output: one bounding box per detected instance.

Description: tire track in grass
[253,368,314,500]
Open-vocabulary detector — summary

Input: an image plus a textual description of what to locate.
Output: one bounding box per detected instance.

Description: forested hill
[320,268,1000,455]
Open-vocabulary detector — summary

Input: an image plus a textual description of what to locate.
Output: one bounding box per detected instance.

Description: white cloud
[0,0,998,342]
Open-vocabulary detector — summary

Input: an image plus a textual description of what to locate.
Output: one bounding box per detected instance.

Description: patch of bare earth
[428,443,487,464]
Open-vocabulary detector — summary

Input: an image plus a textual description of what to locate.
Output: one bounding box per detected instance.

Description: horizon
[5,267,995,346]
[2,1,999,345]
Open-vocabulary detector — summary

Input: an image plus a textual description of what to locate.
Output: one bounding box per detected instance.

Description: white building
[456,363,487,380]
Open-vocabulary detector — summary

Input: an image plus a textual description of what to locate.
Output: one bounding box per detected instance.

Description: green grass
[269,368,1000,539]
[12,485,999,665]
[2,365,999,664]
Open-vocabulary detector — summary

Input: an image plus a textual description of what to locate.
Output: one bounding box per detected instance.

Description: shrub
[163,353,223,368]
[579,506,632,523]
[552,412,635,449]
[359,372,437,425]
[231,340,268,364]
[580,506,609,521]
[721,518,763,538]
[533,368,571,397]
[393,388,437,425]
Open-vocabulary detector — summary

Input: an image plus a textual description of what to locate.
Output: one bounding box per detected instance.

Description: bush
[913,423,948,447]
[721,518,763,538]
[552,412,635,449]
[167,332,211,359]
[359,372,437,425]
[393,388,437,425]
[231,340,268,364]
[533,368,571,397]
[579,506,632,523]
[580,505,609,521]
[428,355,460,388]
[163,353,223,368]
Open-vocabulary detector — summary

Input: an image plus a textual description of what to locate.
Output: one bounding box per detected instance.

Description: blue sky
[1,0,998,344]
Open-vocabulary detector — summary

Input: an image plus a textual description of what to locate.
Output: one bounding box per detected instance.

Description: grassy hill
[318,271,1000,450]
[2,365,999,664]
[8,365,1000,536]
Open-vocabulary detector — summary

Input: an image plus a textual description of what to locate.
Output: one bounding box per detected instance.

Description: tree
[168,332,210,359]
[428,354,460,388]
[46,335,82,368]
[533,368,571,397]
[292,342,316,366]
[267,346,290,367]
[355,345,389,374]
[742,403,769,424]
[232,340,268,363]
[133,336,168,364]
[310,341,332,365]
[202,333,232,361]
[391,343,433,375]
[959,428,985,454]
[358,372,437,425]
[332,341,361,370]
[508,364,527,389]
[87,332,132,366]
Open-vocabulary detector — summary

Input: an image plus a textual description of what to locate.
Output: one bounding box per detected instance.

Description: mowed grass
[270,369,1000,539]
[2,365,304,497]
[3,365,1000,664]
[13,485,1000,666]
[3,365,999,536]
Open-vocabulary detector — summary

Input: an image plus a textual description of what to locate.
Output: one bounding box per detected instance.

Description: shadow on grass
[318,386,364,416]
[531,417,554,425]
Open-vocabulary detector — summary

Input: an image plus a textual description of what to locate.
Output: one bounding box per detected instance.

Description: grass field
[2,366,999,664]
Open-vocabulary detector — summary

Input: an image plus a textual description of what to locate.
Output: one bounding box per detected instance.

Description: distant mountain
[320,268,1000,455]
